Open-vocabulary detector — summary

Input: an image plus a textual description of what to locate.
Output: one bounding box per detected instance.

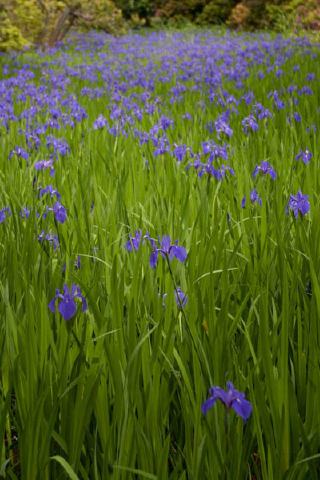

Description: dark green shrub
[196,0,237,25]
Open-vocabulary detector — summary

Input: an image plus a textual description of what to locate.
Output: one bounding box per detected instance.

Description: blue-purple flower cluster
[125,231,187,269]
[126,231,188,308]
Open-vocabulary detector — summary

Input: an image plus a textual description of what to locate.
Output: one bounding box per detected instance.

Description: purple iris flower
[125,230,142,252]
[250,189,262,206]
[298,86,313,96]
[38,231,59,250]
[39,185,61,200]
[52,202,67,223]
[295,149,312,165]
[214,119,233,138]
[159,115,174,130]
[288,191,310,217]
[153,136,170,156]
[202,141,212,155]
[268,90,285,110]
[20,207,31,219]
[203,163,234,180]
[9,146,29,161]
[252,161,276,180]
[162,287,188,309]
[242,91,255,105]
[134,129,149,145]
[242,115,258,134]
[293,112,301,122]
[46,136,70,157]
[34,159,55,176]
[202,381,252,421]
[242,189,262,208]
[93,114,108,130]
[274,96,285,110]
[253,103,272,120]
[173,144,187,163]
[306,73,315,81]
[174,287,188,309]
[202,142,228,163]
[149,235,187,269]
[48,284,87,321]
[0,207,11,224]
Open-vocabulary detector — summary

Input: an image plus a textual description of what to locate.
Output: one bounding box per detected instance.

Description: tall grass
[0,29,319,479]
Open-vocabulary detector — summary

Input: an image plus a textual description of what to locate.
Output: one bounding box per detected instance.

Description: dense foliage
[0,29,320,479]
[116,0,320,31]
[0,0,125,51]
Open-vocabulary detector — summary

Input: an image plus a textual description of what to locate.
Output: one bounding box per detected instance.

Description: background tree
[0,0,125,51]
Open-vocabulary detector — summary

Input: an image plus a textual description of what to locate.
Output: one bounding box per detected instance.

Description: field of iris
[0,29,320,479]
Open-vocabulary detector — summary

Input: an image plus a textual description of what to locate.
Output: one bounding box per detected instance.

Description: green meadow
[0,30,320,479]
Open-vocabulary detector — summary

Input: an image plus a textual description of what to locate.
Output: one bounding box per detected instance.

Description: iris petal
[58,298,77,321]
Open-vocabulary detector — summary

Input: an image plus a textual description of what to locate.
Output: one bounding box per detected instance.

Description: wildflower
[148,235,187,269]
[0,207,11,224]
[288,191,310,217]
[159,115,174,130]
[93,114,108,130]
[38,231,59,250]
[202,141,228,162]
[202,141,213,155]
[174,287,188,308]
[306,73,315,81]
[298,86,313,96]
[48,284,87,321]
[242,91,255,105]
[34,159,55,176]
[242,114,258,134]
[269,90,285,110]
[125,230,142,252]
[287,85,297,94]
[250,189,262,206]
[202,381,252,421]
[25,132,41,150]
[295,149,312,165]
[252,161,276,180]
[20,207,31,219]
[203,163,234,180]
[39,185,61,200]
[74,107,88,123]
[134,129,149,145]
[241,189,262,208]
[173,144,187,163]
[9,146,29,161]
[153,136,170,156]
[293,112,301,123]
[52,202,67,223]
[214,118,233,138]
[46,135,70,156]
[253,103,272,120]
